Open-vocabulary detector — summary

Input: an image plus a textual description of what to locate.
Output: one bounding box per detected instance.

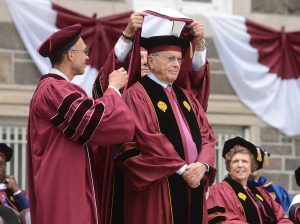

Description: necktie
[166,85,198,163]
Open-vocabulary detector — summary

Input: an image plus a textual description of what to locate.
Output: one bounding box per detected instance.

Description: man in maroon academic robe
[118,35,216,224]
[27,24,135,224]
[92,10,211,224]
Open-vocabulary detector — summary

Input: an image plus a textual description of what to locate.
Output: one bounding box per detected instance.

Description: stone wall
[252,0,300,15]
[0,22,40,85]
[259,127,300,196]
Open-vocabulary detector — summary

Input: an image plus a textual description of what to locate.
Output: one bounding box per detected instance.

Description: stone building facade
[0,0,299,197]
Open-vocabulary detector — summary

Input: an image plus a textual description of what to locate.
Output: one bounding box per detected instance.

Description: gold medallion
[238,192,247,201]
[183,101,191,112]
[157,101,167,112]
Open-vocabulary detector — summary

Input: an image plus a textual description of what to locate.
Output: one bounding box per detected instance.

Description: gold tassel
[264,151,269,165]
[256,147,262,162]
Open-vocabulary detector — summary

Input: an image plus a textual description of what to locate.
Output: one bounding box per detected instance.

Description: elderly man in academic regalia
[117,34,216,224]
[207,136,292,224]
[92,9,212,224]
[27,24,135,224]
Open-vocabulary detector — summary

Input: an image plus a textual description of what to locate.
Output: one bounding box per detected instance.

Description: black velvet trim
[190,184,204,224]
[77,103,104,145]
[118,148,141,162]
[64,99,93,138]
[92,74,104,99]
[208,216,227,224]
[208,206,226,215]
[51,92,81,127]
[247,185,277,224]
[167,175,189,223]
[139,76,185,159]
[224,177,260,224]
[111,168,124,224]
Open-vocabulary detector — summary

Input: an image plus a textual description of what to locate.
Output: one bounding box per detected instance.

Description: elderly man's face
[148,50,182,84]
[0,156,6,183]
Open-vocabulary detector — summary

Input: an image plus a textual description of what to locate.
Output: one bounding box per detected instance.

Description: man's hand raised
[108,67,129,90]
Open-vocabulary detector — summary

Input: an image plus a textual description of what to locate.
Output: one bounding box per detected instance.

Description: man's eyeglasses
[152,55,184,65]
[70,48,89,56]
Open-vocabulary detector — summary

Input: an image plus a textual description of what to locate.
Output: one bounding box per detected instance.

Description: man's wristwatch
[122,31,134,41]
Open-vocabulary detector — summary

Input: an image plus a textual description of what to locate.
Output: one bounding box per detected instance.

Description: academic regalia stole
[111,167,124,224]
[247,184,277,224]
[224,177,277,224]
[139,76,204,224]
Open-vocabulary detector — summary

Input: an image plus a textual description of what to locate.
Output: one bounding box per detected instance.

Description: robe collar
[49,68,70,81]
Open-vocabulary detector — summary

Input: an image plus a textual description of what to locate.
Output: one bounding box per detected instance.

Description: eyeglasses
[152,55,184,65]
[70,48,89,56]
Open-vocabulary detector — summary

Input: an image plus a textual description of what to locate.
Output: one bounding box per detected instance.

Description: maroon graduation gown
[207,179,293,224]
[27,74,135,224]
[119,77,216,224]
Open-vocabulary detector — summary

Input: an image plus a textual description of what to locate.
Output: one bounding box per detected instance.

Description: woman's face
[228,152,252,186]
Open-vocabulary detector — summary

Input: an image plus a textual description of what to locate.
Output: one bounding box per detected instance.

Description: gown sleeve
[34,79,135,146]
[207,183,249,224]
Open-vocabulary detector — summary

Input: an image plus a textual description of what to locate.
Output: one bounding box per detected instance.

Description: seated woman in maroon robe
[207,136,292,224]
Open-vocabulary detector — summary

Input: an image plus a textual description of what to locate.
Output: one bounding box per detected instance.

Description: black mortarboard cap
[222,136,262,169]
[141,35,189,55]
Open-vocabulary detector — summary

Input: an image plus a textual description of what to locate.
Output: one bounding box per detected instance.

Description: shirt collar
[49,68,70,81]
[147,72,170,89]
